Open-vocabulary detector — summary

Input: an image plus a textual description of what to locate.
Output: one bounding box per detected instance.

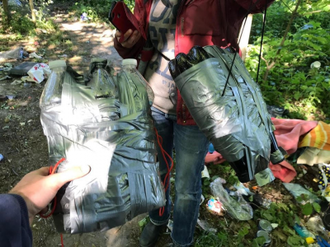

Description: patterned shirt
[144,0,180,114]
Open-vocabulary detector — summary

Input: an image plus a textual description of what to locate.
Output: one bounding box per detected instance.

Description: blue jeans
[149,106,209,246]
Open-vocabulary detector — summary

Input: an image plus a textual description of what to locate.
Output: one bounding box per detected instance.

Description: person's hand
[9,165,90,224]
[115,29,142,48]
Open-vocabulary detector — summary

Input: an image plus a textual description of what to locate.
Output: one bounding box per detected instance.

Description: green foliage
[246,0,330,121]
[69,0,135,23]
[7,13,36,35]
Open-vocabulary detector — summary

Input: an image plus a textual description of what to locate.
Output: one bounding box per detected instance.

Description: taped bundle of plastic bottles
[168,45,284,183]
[39,58,165,234]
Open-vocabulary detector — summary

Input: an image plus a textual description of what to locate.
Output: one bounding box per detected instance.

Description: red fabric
[267,118,318,182]
[272,118,318,155]
[204,118,318,183]
[269,161,297,183]
[114,0,275,125]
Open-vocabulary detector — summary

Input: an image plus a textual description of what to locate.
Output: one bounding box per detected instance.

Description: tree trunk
[263,0,302,82]
[2,0,11,26]
[29,0,36,22]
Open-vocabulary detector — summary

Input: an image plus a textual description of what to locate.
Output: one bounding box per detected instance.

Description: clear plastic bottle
[39,60,67,108]
[88,58,116,99]
[118,58,154,115]
[39,60,67,167]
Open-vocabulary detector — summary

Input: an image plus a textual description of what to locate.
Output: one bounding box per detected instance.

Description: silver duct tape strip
[40,68,165,234]
[173,46,273,180]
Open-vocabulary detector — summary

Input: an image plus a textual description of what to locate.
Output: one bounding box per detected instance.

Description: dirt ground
[0,5,173,247]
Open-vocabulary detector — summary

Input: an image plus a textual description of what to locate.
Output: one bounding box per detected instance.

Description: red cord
[154,128,174,216]
[39,157,66,219]
[61,233,64,246]
[39,158,66,247]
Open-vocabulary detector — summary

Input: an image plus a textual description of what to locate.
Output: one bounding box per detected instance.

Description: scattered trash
[11,80,22,85]
[234,181,254,196]
[256,230,271,246]
[259,219,273,232]
[0,75,12,81]
[306,215,329,240]
[24,82,32,88]
[316,235,330,247]
[0,63,13,72]
[9,62,37,76]
[21,76,36,83]
[200,194,205,205]
[19,48,24,59]
[167,219,173,232]
[29,52,43,59]
[317,163,330,190]
[210,178,253,220]
[0,154,3,162]
[310,61,321,69]
[254,219,273,246]
[80,12,89,21]
[6,95,15,100]
[317,163,330,202]
[197,219,217,233]
[206,198,224,216]
[27,63,51,83]
[0,48,23,61]
[254,167,276,187]
[294,223,315,241]
[283,183,320,203]
[201,165,210,179]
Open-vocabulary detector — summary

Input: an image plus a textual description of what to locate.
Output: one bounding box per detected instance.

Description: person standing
[114,0,274,246]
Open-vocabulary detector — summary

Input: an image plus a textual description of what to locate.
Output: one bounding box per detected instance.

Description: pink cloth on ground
[204,118,318,183]
[272,118,318,155]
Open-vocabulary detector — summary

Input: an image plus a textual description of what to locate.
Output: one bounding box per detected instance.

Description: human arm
[0,194,32,247]
[0,165,90,247]
[9,165,90,224]
[114,29,146,59]
[113,0,151,59]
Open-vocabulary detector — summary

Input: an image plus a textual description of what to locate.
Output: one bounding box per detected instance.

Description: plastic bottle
[19,48,24,59]
[208,143,215,154]
[39,60,67,167]
[88,58,116,99]
[39,60,67,108]
[294,223,315,240]
[118,59,154,114]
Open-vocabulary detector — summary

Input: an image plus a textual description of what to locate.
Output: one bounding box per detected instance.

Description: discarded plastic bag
[0,47,23,62]
[210,177,253,220]
[283,183,320,203]
[306,215,329,240]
